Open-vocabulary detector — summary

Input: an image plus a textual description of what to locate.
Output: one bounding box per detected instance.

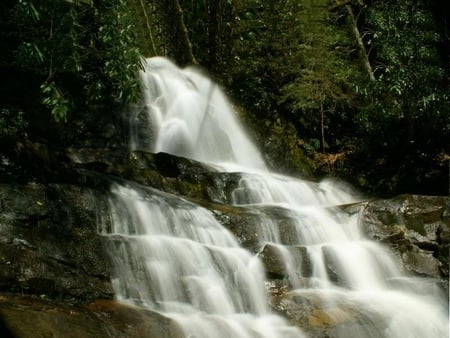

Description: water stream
[102,57,448,337]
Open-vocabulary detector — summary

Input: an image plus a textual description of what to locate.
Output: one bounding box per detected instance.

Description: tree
[2,0,143,124]
[359,0,449,151]
[349,0,450,194]
[277,0,364,152]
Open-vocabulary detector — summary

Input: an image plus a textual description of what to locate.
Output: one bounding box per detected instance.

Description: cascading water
[130,56,266,171]
[101,183,302,337]
[104,57,448,337]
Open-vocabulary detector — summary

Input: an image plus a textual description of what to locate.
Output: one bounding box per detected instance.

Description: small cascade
[104,57,449,337]
[227,171,448,337]
[100,182,303,338]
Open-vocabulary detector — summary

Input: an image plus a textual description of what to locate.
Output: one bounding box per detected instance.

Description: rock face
[66,148,243,204]
[361,195,449,283]
[0,182,112,300]
[0,147,449,337]
[0,172,182,337]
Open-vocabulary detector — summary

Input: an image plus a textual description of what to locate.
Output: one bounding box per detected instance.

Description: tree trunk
[320,101,326,153]
[152,0,197,66]
[345,4,375,81]
[168,0,197,65]
[138,0,157,55]
[207,0,222,70]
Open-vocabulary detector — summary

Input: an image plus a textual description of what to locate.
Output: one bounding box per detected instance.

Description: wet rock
[254,206,304,246]
[270,291,387,338]
[242,114,314,179]
[3,145,449,338]
[258,244,311,280]
[210,205,262,253]
[401,249,442,278]
[67,148,244,204]
[259,244,289,279]
[0,294,182,338]
[209,204,309,255]
[361,195,449,290]
[322,246,346,287]
[0,183,113,301]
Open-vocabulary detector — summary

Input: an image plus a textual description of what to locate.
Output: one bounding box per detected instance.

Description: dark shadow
[0,315,15,338]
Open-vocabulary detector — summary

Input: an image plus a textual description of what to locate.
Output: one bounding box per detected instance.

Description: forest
[0,0,449,196]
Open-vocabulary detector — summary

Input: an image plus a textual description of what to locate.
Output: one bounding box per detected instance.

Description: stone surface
[0,294,182,338]
[67,148,243,204]
[259,243,311,280]
[361,195,449,281]
[0,182,113,301]
[271,290,387,338]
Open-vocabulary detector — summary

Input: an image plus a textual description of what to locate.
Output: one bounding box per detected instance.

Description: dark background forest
[0,0,449,196]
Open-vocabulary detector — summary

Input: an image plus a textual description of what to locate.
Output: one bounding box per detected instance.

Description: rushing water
[102,57,449,337]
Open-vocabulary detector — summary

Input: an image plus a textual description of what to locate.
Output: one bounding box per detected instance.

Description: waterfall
[103,57,448,337]
[130,56,266,172]
[100,183,302,337]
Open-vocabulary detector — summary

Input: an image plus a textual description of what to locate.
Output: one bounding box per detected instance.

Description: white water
[105,57,449,337]
[101,183,303,338]
[132,56,266,171]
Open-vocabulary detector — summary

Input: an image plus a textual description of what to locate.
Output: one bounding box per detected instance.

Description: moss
[175,180,205,200]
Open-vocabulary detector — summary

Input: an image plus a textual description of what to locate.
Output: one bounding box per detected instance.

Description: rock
[241,113,315,179]
[0,178,184,336]
[0,294,182,338]
[254,206,305,246]
[2,145,449,338]
[361,195,449,288]
[270,290,387,338]
[401,249,442,277]
[0,182,113,301]
[258,244,288,279]
[211,205,262,253]
[258,243,311,280]
[322,246,347,287]
[209,204,311,255]
[66,148,245,204]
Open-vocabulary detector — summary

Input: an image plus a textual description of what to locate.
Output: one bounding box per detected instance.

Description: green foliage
[2,0,448,194]
[0,108,28,136]
[342,0,450,195]
[11,0,144,123]
[40,82,71,123]
[357,0,449,149]
[179,0,449,194]
[182,0,364,151]
[180,0,233,72]
[278,1,363,147]
[232,0,304,109]
[98,0,144,103]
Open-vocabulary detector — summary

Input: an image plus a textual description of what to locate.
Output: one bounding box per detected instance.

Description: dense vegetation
[0,0,143,143]
[0,0,449,195]
[181,0,450,195]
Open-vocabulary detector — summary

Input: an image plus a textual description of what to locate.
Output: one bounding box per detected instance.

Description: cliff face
[0,148,448,337]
